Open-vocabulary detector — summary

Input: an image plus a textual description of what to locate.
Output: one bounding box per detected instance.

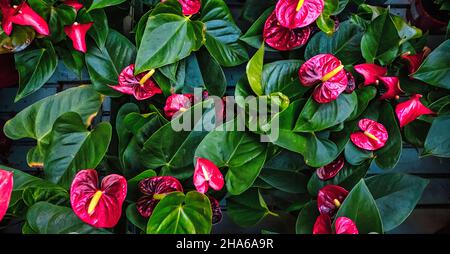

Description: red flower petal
[317,185,348,217]
[63,0,83,11]
[164,94,195,119]
[299,54,348,103]
[263,11,311,51]
[194,157,224,194]
[395,94,435,128]
[335,217,359,234]
[70,170,127,228]
[354,63,387,86]
[275,0,324,29]
[136,176,183,218]
[111,64,162,100]
[208,196,223,224]
[316,156,345,181]
[0,169,13,222]
[379,76,403,100]
[5,2,49,36]
[401,47,431,75]
[64,22,93,53]
[313,214,332,234]
[350,118,388,151]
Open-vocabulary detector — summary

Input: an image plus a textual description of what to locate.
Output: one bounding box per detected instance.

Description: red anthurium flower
[299,54,348,104]
[64,22,93,53]
[164,93,195,119]
[354,63,388,86]
[263,11,311,51]
[275,0,324,29]
[313,215,358,234]
[350,118,388,151]
[344,71,356,94]
[0,169,13,222]
[208,196,223,224]
[1,1,49,36]
[63,0,83,11]
[136,176,183,218]
[161,0,201,15]
[194,157,224,194]
[379,76,404,100]
[110,64,163,101]
[316,156,345,181]
[70,170,127,228]
[317,185,348,217]
[395,94,435,128]
[401,47,431,75]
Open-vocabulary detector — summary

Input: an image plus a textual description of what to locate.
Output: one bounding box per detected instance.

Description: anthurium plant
[0,0,449,234]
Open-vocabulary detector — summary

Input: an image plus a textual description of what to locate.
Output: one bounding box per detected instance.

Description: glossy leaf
[195,120,268,195]
[247,43,265,96]
[0,26,35,54]
[196,48,227,97]
[227,188,274,227]
[294,92,357,132]
[88,0,127,11]
[413,40,450,90]
[126,203,147,232]
[335,180,383,234]
[424,115,450,157]
[135,13,204,74]
[14,41,57,102]
[25,202,110,234]
[262,60,308,99]
[44,112,112,188]
[305,20,363,65]
[366,173,429,231]
[240,7,277,51]
[78,9,109,48]
[85,29,136,96]
[295,200,319,234]
[361,12,400,65]
[146,191,212,234]
[348,86,377,121]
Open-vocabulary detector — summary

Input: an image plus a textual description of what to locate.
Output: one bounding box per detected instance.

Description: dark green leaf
[295,200,319,234]
[88,0,127,11]
[262,60,308,99]
[247,43,265,96]
[196,48,227,97]
[79,9,109,48]
[240,7,277,51]
[424,115,450,157]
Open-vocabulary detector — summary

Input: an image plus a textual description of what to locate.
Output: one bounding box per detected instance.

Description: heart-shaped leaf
[424,115,450,157]
[196,48,227,97]
[78,9,109,48]
[365,173,429,231]
[295,200,319,234]
[262,60,308,99]
[413,39,450,90]
[44,112,112,188]
[335,179,383,234]
[146,191,212,234]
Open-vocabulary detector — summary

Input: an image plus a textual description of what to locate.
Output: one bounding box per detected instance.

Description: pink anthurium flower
[401,47,431,75]
[275,0,324,29]
[161,0,201,16]
[110,64,163,101]
[317,185,348,217]
[136,176,183,218]
[350,118,388,151]
[263,11,311,51]
[379,76,404,100]
[354,63,388,86]
[64,22,93,53]
[313,215,358,234]
[299,54,348,104]
[0,169,13,222]
[1,1,49,36]
[70,170,127,228]
[63,0,83,11]
[164,93,195,119]
[194,157,224,194]
[208,196,223,224]
[316,156,345,181]
[395,94,435,128]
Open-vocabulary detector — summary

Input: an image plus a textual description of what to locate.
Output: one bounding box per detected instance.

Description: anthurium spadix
[350,118,388,151]
[275,0,324,29]
[0,0,49,36]
[110,64,162,100]
[0,169,13,222]
[64,22,93,53]
[263,11,311,51]
[298,54,348,103]
[194,157,224,194]
[70,170,127,228]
